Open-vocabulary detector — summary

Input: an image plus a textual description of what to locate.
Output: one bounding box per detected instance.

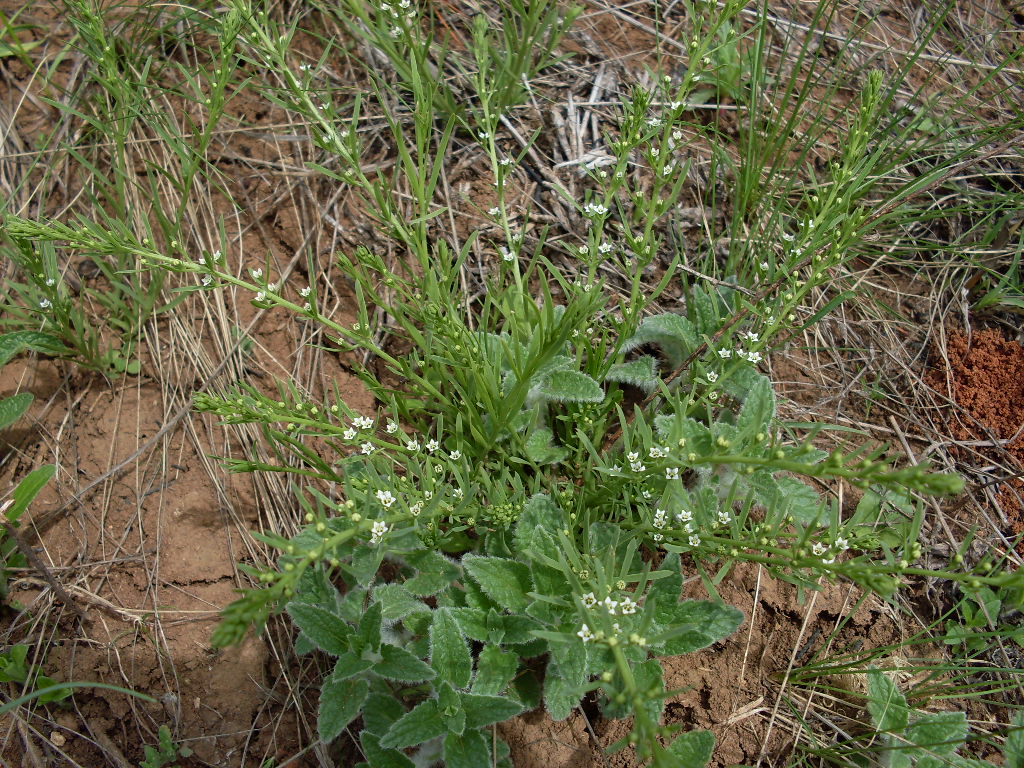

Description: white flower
[499,157,513,167]
[488,206,500,215]
[581,592,598,608]
[578,244,590,254]
[665,467,680,480]
[376,490,396,507]
[406,439,420,451]
[449,450,461,460]
[627,451,639,462]
[653,533,664,542]
[385,420,399,434]
[452,488,464,499]
[676,509,693,523]
[717,511,731,525]
[629,460,646,472]
[212,250,222,261]
[425,439,439,453]
[688,534,701,547]
[743,331,759,343]
[388,25,401,37]
[45,277,56,287]
[38,298,51,309]
[370,520,390,544]
[267,282,278,292]
[706,371,718,383]
[582,202,609,217]
[255,291,266,302]
[361,442,375,455]
[759,261,769,271]
[718,348,732,359]
[649,446,666,459]
[409,501,423,516]
[303,302,311,311]
[577,624,595,643]
[822,556,835,565]
[611,622,621,634]
[653,509,668,529]
[782,232,794,242]
[499,246,515,262]
[641,490,652,499]
[299,286,311,297]
[424,490,433,500]
[598,242,614,254]
[353,416,374,430]
[201,274,213,286]
[835,537,849,551]
[603,597,619,615]
[812,542,827,556]
[343,428,357,441]
[619,596,638,615]
[250,268,263,279]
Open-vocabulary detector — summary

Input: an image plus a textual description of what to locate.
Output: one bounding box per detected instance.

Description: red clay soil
[925,327,1024,548]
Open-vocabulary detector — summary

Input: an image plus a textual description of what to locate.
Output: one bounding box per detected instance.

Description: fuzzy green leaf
[286,603,351,656]
[355,601,382,654]
[623,313,699,366]
[525,427,568,465]
[472,645,519,696]
[736,373,775,433]
[513,494,562,562]
[332,652,373,681]
[867,670,910,734]
[463,555,532,613]
[656,601,744,655]
[667,729,716,768]
[448,607,489,643]
[462,692,524,729]
[430,608,472,689]
[359,732,415,768]
[545,639,587,721]
[444,729,490,768]
[0,331,68,368]
[606,356,660,391]
[318,676,369,744]
[380,700,446,749]
[535,369,604,403]
[375,584,429,621]
[0,393,33,432]
[404,550,458,595]
[438,681,465,735]
[906,711,968,756]
[375,644,436,683]
[362,693,406,736]
[6,465,56,522]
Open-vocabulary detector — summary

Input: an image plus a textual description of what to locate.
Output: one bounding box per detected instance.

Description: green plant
[139,724,192,768]
[852,669,1024,768]
[0,644,72,705]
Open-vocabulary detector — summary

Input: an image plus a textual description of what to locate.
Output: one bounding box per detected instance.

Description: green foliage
[0,645,72,705]
[858,670,1024,768]
[139,725,192,768]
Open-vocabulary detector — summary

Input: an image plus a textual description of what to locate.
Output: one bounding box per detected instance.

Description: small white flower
[653,509,668,529]
[665,467,680,480]
[361,442,375,455]
[718,348,732,359]
[409,501,423,516]
[653,533,664,542]
[424,490,433,500]
[629,460,646,472]
[706,371,719,383]
[743,331,759,343]
[822,556,835,565]
[343,428,357,441]
[303,302,311,311]
[718,510,731,525]
[612,622,621,633]
[250,268,263,279]
[488,206,500,215]
[676,509,693,523]
[201,274,213,286]
[38,298,51,309]
[688,534,701,547]
[581,592,598,608]
[603,597,619,615]
[255,291,266,302]
[406,439,421,451]
[619,596,638,615]
[582,202,609,217]
[370,520,390,544]
[649,446,666,459]
[683,522,694,534]
[299,286,311,297]
[499,157,513,167]
[598,242,614,254]
[44,277,56,287]
[452,488,464,499]
[449,450,461,460]
[641,490,652,499]
[389,25,401,37]
[835,537,849,551]
[353,416,374,430]
[759,261,770,271]
[578,244,590,255]
[385,420,399,434]
[744,351,763,364]
[627,451,639,462]
[376,490,396,507]
[425,439,439,453]
[577,624,595,642]
[212,250,222,261]
[499,246,515,263]
[267,282,278,292]
[812,542,827,556]
[782,232,794,242]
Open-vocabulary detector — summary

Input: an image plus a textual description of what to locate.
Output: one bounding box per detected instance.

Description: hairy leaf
[463,555,532,613]
[380,700,446,749]
[430,608,472,688]
[375,644,436,683]
[318,676,369,743]
[286,603,351,656]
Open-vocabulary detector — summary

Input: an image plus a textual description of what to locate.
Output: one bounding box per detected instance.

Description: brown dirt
[925,328,1024,550]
